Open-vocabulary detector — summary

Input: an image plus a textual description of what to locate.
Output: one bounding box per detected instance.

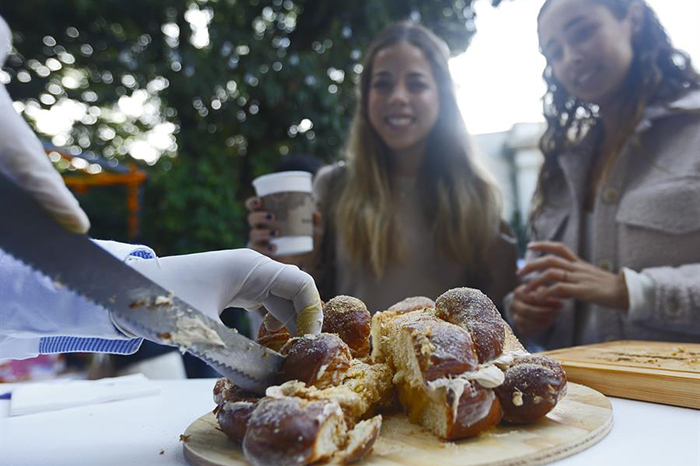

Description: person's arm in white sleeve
[0,15,89,234]
[0,241,153,360]
[622,267,656,316]
[623,264,700,335]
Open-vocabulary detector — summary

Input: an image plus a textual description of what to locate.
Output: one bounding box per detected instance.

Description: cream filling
[316,362,330,381]
[221,400,255,413]
[154,293,174,306]
[489,349,529,370]
[266,381,302,398]
[424,349,530,419]
[426,363,505,421]
[165,315,226,351]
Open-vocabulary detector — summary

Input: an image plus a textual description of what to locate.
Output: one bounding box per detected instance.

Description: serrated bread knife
[0,171,284,394]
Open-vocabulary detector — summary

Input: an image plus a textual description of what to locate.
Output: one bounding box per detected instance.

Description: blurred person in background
[248,21,518,314]
[506,0,700,349]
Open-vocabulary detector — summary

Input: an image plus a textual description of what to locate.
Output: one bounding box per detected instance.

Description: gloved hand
[0,16,90,234]
[124,248,323,336]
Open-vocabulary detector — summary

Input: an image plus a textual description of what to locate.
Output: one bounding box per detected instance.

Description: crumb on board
[159,449,165,455]
[179,434,190,442]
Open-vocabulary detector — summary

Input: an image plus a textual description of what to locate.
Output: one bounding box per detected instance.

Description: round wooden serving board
[183,382,612,466]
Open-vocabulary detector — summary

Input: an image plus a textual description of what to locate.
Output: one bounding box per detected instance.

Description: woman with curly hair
[507,0,700,348]
[248,22,517,314]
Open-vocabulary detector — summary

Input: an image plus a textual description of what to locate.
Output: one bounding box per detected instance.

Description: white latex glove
[125,248,323,336]
[0,16,90,234]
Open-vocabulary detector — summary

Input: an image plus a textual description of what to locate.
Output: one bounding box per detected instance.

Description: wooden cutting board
[541,340,700,409]
[182,382,612,466]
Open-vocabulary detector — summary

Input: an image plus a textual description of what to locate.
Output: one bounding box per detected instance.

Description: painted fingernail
[269,230,277,237]
[266,213,274,221]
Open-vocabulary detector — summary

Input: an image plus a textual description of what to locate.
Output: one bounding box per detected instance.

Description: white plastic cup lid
[271,236,313,256]
[252,170,312,196]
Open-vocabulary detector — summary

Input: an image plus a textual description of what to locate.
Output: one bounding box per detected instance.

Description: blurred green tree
[1,0,508,255]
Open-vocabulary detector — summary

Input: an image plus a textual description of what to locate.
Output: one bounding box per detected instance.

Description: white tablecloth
[0,379,698,465]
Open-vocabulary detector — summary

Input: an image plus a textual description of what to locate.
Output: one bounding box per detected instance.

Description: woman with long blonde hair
[249,22,516,313]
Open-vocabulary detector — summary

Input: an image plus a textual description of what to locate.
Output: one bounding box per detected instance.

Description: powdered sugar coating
[242,397,342,466]
[213,377,261,405]
[387,296,436,314]
[494,355,567,423]
[217,400,258,444]
[322,296,371,358]
[212,378,263,444]
[435,287,505,362]
[401,312,479,382]
[278,333,353,388]
[324,296,368,314]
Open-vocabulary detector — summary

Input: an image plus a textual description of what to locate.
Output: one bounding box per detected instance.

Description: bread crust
[278,333,353,389]
[322,296,372,358]
[242,397,344,466]
[402,312,479,382]
[338,416,382,464]
[256,314,291,352]
[215,289,567,465]
[213,379,262,444]
[387,296,436,314]
[445,385,502,438]
[374,309,502,440]
[494,354,567,423]
[435,288,505,363]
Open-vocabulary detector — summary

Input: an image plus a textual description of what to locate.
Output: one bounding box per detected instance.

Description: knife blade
[0,171,284,394]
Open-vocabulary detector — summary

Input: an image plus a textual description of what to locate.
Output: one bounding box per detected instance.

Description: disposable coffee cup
[252,170,314,256]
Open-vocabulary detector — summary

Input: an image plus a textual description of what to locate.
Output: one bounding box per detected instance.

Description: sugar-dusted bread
[494,354,567,423]
[215,357,389,466]
[322,296,372,358]
[216,289,567,465]
[372,308,502,439]
[268,358,394,423]
[256,313,291,352]
[224,308,391,466]
[387,296,436,314]
[242,397,347,466]
[337,415,382,465]
[277,333,353,389]
[241,393,383,466]
[433,287,567,423]
[213,378,262,444]
[434,287,506,362]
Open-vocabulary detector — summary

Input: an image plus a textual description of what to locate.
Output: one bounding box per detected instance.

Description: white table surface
[0,379,698,466]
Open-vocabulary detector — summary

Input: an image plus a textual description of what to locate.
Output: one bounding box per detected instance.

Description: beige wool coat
[507,89,700,349]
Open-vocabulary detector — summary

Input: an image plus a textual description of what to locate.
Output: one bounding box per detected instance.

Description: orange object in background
[44,145,147,239]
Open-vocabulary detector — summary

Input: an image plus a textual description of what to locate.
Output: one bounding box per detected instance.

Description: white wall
[473,122,544,227]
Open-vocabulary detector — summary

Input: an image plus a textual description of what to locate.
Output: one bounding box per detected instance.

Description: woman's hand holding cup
[246,196,278,256]
[248,170,316,260]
